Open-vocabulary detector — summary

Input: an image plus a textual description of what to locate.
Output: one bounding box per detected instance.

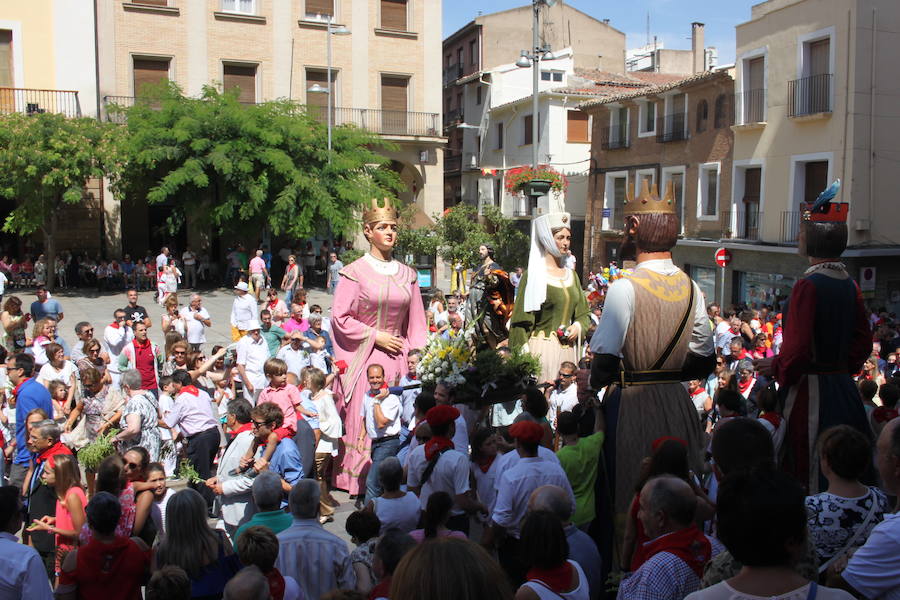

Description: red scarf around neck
[759,411,782,429]
[424,436,454,461]
[181,385,199,396]
[475,454,496,473]
[642,524,712,578]
[874,406,899,424]
[526,562,574,593]
[737,377,754,395]
[266,568,285,600]
[231,422,253,435]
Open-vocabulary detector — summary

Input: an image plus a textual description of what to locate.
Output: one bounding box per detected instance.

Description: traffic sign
[715,247,732,268]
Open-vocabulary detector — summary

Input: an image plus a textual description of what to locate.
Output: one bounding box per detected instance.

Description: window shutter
[743,168,761,203]
[133,58,170,95]
[0,30,12,88]
[133,0,169,6]
[223,64,257,104]
[381,0,407,31]
[380,76,408,112]
[523,115,533,145]
[306,0,333,17]
[809,39,830,76]
[567,110,589,142]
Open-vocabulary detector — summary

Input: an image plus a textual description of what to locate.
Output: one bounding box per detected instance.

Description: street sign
[715,247,732,268]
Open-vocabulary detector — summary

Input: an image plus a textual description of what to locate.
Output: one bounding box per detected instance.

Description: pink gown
[331,257,427,494]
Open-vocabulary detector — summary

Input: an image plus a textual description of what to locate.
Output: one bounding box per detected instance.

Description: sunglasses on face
[251,420,271,429]
[558,372,575,379]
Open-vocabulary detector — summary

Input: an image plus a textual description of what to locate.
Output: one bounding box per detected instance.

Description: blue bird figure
[810,179,841,213]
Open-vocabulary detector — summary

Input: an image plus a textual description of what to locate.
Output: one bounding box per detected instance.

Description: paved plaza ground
[11,283,359,544]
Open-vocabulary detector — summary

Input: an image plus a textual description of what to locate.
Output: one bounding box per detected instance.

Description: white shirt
[548,384,579,431]
[182,251,196,266]
[491,455,575,538]
[591,259,715,358]
[158,393,174,441]
[0,531,54,599]
[409,413,468,458]
[398,375,420,427]
[230,294,258,329]
[372,493,421,534]
[37,360,78,386]
[714,321,735,356]
[277,345,310,379]
[314,390,343,456]
[156,253,168,271]
[103,323,133,373]
[361,392,401,439]
[407,445,470,515]
[180,305,211,344]
[685,581,853,600]
[491,445,560,513]
[843,512,900,599]
[236,334,269,390]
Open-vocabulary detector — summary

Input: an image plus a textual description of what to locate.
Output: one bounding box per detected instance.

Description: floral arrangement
[417,327,475,387]
[505,164,569,195]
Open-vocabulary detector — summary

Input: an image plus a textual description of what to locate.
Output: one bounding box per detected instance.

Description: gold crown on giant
[363,197,399,223]
[623,179,677,216]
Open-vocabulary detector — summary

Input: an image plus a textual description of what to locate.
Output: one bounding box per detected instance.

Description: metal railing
[788,73,832,117]
[601,126,629,150]
[104,96,440,136]
[513,196,534,217]
[781,211,801,243]
[444,154,462,173]
[738,88,766,124]
[722,207,761,240]
[443,63,463,86]
[0,88,81,118]
[657,113,687,142]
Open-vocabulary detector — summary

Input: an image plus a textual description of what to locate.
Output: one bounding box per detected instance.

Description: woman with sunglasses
[76,338,112,385]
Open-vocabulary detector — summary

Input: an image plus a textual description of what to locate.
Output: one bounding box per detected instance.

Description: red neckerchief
[738,377,754,395]
[231,422,253,435]
[407,373,417,381]
[642,524,712,578]
[180,385,199,396]
[475,454,496,473]
[368,384,388,398]
[108,321,120,329]
[268,300,279,312]
[736,349,748,360]
[526,562,574,593]
[266,568,286,600]
[133,338,150,350]
[37,441,73,465]
[12,377,31,397]
[874,407,899,424]
[759,411,782,429]
[690,387,706,398]
[424,435,454,461]
[368,576,392,600]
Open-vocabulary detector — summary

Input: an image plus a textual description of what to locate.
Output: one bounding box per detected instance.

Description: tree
[480,205,530,271]
[0,112,119,289]
[111,82,403,241]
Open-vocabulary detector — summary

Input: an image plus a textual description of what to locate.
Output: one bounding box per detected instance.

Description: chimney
[691,22,705,73]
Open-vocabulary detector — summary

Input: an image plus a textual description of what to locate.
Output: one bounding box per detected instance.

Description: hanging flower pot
[505,165,568,196]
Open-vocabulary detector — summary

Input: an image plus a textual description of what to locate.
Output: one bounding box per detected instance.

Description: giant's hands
[374,330,403,354]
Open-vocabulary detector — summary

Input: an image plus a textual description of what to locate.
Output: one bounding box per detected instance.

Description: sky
[442,0,761,67]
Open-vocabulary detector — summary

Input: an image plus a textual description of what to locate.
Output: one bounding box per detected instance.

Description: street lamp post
[308,16,350,161]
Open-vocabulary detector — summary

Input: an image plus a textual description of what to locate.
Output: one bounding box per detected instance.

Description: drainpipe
[868,7,876,244]
[93,0,102,119]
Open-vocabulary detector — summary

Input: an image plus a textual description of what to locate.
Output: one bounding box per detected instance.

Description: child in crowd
[29,453,86,580]
[48,380,69,424]
[871,382,900,436]
[241,358,300,472]
[213,374,236,421]
[307,336,330,374]
[756,382,786,456]
[236,526,302,600]
[157,376,178,477]
[147,462,175,534]
[297,367,321,444]
[687,379,712,422]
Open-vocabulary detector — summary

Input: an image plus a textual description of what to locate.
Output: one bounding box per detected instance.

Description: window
[741,167,762,239]
[456,48,463,66]
[635,169,655,195]
[691,266,717,304]
[494,177,503,206]
[305,0,334,19]
[714,95,729,128]
[456,92,462,112]
[380,75,409,133]
[381,0,407,31]
[305,69,337,118]
[133,57,170,96]
[567,110,589,143]
[696,100,708,133]
[609,106,628,147]
[496,122,503,149]
[221,0,255,14]
[638,100,656,136]
[698,163,719,218]
[223,63,257,103]
[0,30,12,88]
[476,85,482,105]
[523,114,533,145]
[469,40,478,66]
[540,71,563,82]
[553,72,562,82]
[605,173,628,231]
[803,161,828,204]
[541,71,551,81]
[661,167,685,233]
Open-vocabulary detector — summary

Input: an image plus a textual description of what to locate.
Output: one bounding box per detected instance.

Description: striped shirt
[276,518,355,599]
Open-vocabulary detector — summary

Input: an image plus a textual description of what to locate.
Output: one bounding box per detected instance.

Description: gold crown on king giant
[623,179,677,216]
[363,197,399,223]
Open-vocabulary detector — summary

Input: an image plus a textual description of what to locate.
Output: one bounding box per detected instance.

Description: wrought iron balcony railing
[0,88,81,118]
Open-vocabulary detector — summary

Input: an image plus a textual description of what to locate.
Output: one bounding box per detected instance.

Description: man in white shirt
[182,245,197,289]
[103,309,133,390]
[484,419,575,586]
[0,486,53,599]
[180,293,212,351]
[236,320,269,403]
[155,246,169,272]
[547,361,579,432]
[407,405,486,535]
[446,295,465,326]
[276,331,311,379]
[434,381,468,452]
[360,364,402,504]
[230,281,257,342]
[714,309,737,357]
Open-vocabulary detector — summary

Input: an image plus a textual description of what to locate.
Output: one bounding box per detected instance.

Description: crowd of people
[0,233,899,600]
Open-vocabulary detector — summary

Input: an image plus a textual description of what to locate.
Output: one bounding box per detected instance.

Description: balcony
[780,211,801,244]
[444,154,462,173]
[443,63,463,86]
[513,195,535,217]
[105,96,441,136]
[722,207,761,241]
[737,88,766,124]
[600,127,629,150]
[657,113,688,142]
[0,88,81,118]
[788,73,832,118]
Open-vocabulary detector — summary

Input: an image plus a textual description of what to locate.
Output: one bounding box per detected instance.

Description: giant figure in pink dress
[331,197,427,496]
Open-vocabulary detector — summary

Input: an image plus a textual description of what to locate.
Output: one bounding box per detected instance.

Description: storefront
[734,270,795,310]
